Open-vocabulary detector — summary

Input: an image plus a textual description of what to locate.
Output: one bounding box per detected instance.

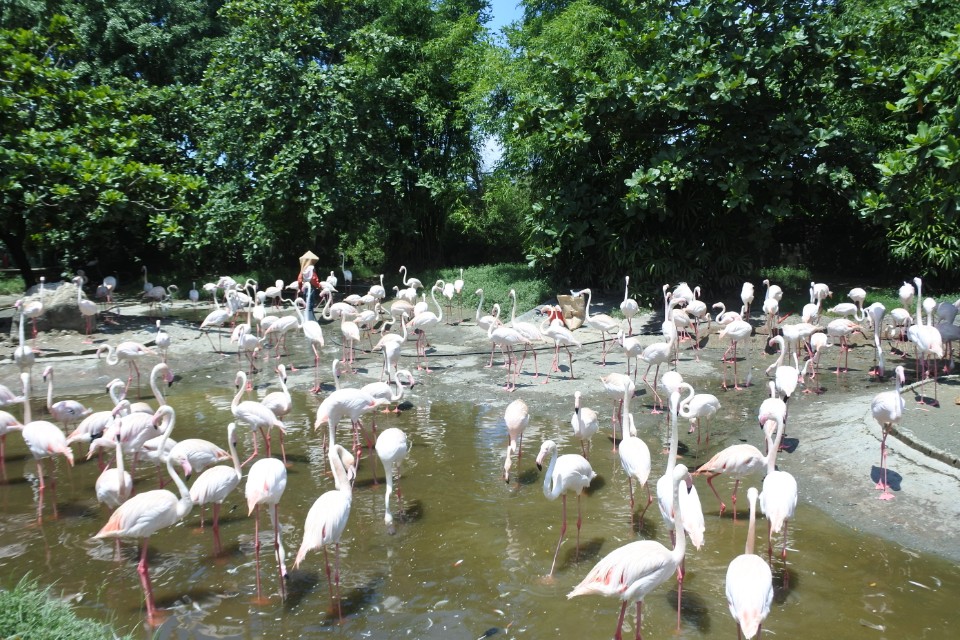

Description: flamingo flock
[1,268,956,638]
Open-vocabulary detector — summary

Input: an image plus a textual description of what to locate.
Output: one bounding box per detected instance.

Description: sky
[487,0,522,33]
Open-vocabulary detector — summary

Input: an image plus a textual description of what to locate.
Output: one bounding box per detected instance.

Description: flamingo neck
[666,393,680,474]
[765,417,784,473]
[150,365,167,406]
[542,446,560,500]
[21,374,31,423]
[745,493,758,555]
[671,474,687,561]
[165,454,193,519]
[231,374,246,410]
[475,291,484,321]
[227,424,242,477]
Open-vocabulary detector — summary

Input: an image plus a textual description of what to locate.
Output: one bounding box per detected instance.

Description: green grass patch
[0,576,132,639]
[413,263,553,317]
[0,274,26,296]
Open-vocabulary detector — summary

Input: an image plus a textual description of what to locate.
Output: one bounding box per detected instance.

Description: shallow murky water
[1,349,959,640]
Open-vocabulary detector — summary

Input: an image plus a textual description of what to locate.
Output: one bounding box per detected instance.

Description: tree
[0,17,204,287]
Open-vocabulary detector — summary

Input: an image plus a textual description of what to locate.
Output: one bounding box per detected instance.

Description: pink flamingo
[96,341,156,398]
[539,313,581,379]
[618,389,652,528]
[93,425,192,624]
[871,365,905,500]
[232,371,285,467]
[376,427,410,531]
[503,399,530,482]
[573,288,620,365]
[295,444,355,621]
[536,439,596,577]
[567,464,691,640]
[406,283,443,372]
[570,391,599,459]
[245,456,288,602]
[725,487,774,639]
[189,422,243,555]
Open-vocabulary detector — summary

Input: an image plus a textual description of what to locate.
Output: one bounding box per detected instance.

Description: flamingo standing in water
[638,321,677,413]
[503,399,530,483]
[725,486,774,639]
[93,419,192,624]
[376,427,409,531]
[759,416,797,562]
[20,371,74,521]
[570,391,599,459]
[618,388,652,528]
[536,439,596,577]
[573,288,620,365]
[246,456,288,601]
[295,444,355,622]
[406,283,442,372]
[567,464,692,639]
[189,422,243,555]
[232,371,285,466]
[872,365,905,500]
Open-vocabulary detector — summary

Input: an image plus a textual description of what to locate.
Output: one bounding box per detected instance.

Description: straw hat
[299,250,319,271]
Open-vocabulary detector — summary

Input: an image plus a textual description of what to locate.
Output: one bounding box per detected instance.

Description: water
[1,349,959,639]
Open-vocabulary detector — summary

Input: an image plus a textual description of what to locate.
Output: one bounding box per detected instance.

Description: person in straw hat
[297,250,322,321]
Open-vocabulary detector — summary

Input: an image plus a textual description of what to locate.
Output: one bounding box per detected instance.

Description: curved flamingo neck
[765,416,784,473]
[165,453,193,519]
[330,445,354,495]
[475,290,485,321]
[150,365,168,406]
[677,383,696,419]
[431,286,443,321]
[156,405,176,457]
[670,470,687,562]
[541,445,560,500]
[232,373,246,409]
[226,423,242,477]
[666,391,680,474]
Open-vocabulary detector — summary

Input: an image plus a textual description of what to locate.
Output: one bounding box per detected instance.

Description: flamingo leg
[548,494,568,577]
[253,505,263,601]
[212,503,222,556]
[613,600,628,640]
[705,473,727,515]
[137,538,159,623]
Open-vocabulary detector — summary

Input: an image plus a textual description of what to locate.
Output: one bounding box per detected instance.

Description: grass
[397,263,553,318]
[0,274,26,295]
[0,576,132,639]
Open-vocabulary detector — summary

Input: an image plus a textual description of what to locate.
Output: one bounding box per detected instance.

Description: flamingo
[86,401,163,476]
[13,301,36,382]
[759,416,797,562]
[741,281,755,318]
[620,276,639,335]
[189,422,243,555]
[718,314,753,390]
[766,335,801,405]
[150,320,170,364]
[757,381,787,436]
[42,365,92,430]
[826,317,864,372]
[260,364,292,464]
[369,273,386,301]
[573,288,620,365]
[245,456,288,601]
[373,311,408,382]
[123,362,173,415]
[600,372,634,449]
[638,320,677,412]
[0,410,22,476]
[94,431,133,511]
[20,371,74,520]
[74,276,98,341]
[695,411,783,520]
[570,391,599,459]
[503,399,530,483]
[567,464,692,640]
[199,304,234,353]
[188,282,200,304]
[725,487,774,639]
[339,252,352,290]
[406,283,442,372]
[399,265,423,291]
[618,388,652,528]
[376,428,409,530]
[300,284,327,392]
[97,341,156,398]
[677,381,721,445]
[453,268,465,320]
[656,390,705,621]
[93,421,192,624]
[295,444,355,621]
[487,316,531,392]
[872,365,905,500]
[163,406,230,479]
[540,314,581,379]
[908,277,944,404]
[535,439,596,577]
[898,280,915,309]
[508,289,545,380]
[617,329,644,381]
[865,302,886,377]
[314,388,390,463]
[21,276,45,339]
[231,371,284,466]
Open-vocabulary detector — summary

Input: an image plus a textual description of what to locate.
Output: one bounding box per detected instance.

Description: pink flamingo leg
[548,494,568,577]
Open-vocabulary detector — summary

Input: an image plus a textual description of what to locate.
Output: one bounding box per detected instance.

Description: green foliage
[413,262,553,314]
[0,17,205,287]
[0,274,27,295]
[761,265,813,295]
[0,576,131,639]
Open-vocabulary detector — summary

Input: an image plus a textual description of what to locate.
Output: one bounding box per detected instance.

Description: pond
[1,317,958,639]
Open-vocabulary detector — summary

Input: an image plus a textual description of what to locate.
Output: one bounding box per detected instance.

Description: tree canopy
[2,0,959,290]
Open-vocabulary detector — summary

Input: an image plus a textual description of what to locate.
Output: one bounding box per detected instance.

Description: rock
[556,294,585,331]
[13,281,86,335]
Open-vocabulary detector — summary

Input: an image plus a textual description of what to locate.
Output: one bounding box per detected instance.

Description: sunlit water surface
[0,360,957,640]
